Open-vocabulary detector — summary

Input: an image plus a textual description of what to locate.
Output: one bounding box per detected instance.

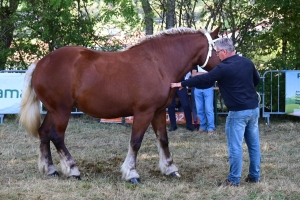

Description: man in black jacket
[171,38,261,186]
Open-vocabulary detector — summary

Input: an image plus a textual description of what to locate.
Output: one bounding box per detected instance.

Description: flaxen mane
[127,27,206,49]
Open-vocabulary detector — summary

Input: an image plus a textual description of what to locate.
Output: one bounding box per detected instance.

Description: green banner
[285,70,300,116]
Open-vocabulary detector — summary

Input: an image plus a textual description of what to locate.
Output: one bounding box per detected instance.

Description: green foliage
[1,0,141,69]
[101,0,140,29]
[0,48,11,69]
[250,0,300,70]
[1,0,300,73]
[49,0,73,9]
[3,0,106,68]
[19,0,100,48]
[0,0,19,70]
[199,0,300,72]
[199,0,260,60]
[260,71,286,112]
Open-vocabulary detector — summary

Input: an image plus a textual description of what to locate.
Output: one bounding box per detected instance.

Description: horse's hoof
[72,175,81,180]
[169,171,181,178]
[129,178,141,184]
[49,171,59,177]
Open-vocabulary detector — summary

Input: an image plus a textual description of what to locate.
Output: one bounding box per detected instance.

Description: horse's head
[196,26,221,72]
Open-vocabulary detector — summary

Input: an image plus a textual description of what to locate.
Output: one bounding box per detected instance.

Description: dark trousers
[168,87,193,128]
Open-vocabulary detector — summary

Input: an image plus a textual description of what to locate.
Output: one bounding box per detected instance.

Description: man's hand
[170,82,182,88]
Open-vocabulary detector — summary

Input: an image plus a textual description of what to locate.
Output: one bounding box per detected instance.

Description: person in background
[192,65,215,135]
[190,86,199,130]
[168,72,195,132]
[170,38,261,187]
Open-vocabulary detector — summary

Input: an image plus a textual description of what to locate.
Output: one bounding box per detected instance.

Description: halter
[198,32,221,71]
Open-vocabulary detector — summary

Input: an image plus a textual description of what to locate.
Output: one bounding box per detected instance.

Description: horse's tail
[18,60,41,138]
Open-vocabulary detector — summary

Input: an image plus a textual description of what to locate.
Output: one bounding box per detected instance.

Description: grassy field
[1,115,300,200]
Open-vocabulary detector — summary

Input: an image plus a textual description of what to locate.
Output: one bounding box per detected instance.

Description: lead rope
[198,32,221,71]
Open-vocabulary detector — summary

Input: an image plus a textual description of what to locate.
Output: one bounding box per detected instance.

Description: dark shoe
[245,175,259,183]
[193,122,199,130]
[168,126,177,132]
[218,179,239,187]
[186,126,195,132]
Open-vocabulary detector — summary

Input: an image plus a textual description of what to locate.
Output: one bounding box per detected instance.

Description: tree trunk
[0,0,19,70]
[166,0,175,29]
[140,0,154,35]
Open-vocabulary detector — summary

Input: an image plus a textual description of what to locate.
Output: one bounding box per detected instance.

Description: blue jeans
[194,87,215,131]
[226,107,261,185]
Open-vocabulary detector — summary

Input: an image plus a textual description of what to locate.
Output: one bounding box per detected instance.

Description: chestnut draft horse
[19,26,221,183]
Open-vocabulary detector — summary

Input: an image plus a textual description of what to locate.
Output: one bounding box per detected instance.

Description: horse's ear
[211,25,221,39]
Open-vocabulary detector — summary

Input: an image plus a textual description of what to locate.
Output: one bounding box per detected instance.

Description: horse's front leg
[151,110,180,178]
[121,113,154,184]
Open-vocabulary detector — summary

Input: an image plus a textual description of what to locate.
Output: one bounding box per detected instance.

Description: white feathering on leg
[157,139,179,176]
[121,144,140,180]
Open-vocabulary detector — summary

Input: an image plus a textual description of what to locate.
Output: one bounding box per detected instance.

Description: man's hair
[215,38,235,53]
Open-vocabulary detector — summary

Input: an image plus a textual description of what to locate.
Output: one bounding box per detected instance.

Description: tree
[140,0,154,35]
[1,0,142,69]
[176,0,198,28]
[251,0,300,70]
[200,0,300,70]
[0,0,19,70]
[165,0,175,29]
[1,0,105,69]
[12,0,104,68]
[201,0,258,56]
[2,0,300,71]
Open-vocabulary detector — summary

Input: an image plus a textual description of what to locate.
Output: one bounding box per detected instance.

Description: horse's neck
[128,34,205,81]
[153,35,204,80]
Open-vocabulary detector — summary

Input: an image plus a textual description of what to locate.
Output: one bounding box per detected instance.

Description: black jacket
[182,55,260,111]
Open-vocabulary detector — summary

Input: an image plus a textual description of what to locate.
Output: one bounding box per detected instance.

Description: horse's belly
[76,98,133,119]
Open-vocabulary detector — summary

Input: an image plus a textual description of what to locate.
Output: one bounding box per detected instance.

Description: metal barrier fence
[0,69,290,124]
[260,70,287,124]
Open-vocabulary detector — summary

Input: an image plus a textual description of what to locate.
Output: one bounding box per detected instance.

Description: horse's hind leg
[38,113,59,176]
[151,111,180,177]
[39,112,80,179]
